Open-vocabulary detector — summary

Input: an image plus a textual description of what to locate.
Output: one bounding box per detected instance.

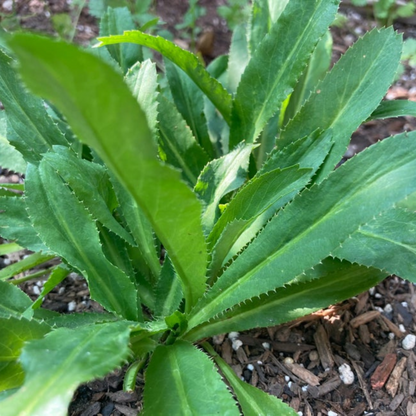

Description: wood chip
[350,310,380,328]
[386,357,407,397]
[314,324,334,371]
[389,393,404,411]
[408,352,416,381]
[407,401,416,416]
[358,324,371,344]
[284,362,320,386]
[350,360,373,410]
[371,353,397,390]
[379,314,405,338]
[114,404,138,416]
[317,376,342,397]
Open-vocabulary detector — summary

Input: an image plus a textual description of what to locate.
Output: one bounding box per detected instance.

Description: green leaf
[43,311,118,329]
[0,317,50,391]
[0,113,26,173]
[28,264,70,312]
[100,7,143,72]
[96,30,233,124]
[158,94,209,187]
[284,31,333,121]
[335,207,416,283]
[229,0,339,148]
[208,166,313,279]
[0,322,131,416]
[0,252,55,281]
[111,177,161,282]
[279,27,402,182]
[0,281,32,319]
[9,34,208,312]
[368,99,416,121]
[165,59,214,157]
[125,59,159,141]
[249,0,286,55]
[0,196,48,252]
[43,147,135,246]
[142,340,239,416]
[186,259,385,341]
[227,24,250,94]
[154,256,183,317]
[0,49,68,164]
[188,132,416,328]
[195,144,252,233]
[25,162,139,320]
[203,342,297,416]
[0,242,22,256]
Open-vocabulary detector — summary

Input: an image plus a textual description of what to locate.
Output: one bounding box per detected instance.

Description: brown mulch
[1,1,416,416]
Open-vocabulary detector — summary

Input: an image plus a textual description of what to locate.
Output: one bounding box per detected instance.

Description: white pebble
[69,272,78,279]
[58,287,65,294]
[401,302,408,308]
[297,412,303,416]
[262,342,270,350]
[374,306,384,313]
[232,339,243,351]
[328,412,338,416]
[67,301,77,312]
[284,375,290,382]
[339,363,354,385]
[257,361,263,365]
[384,303,393,314]
[228,332,239,340]
[287,381,292,388]
[375,293,382,299]
[2,0,13,11]
[402,334,416,350]
[3,258,11,265]
[369,287,375,295]
[283,357,294,364]
[301,385,308,392]
[32,285,40,295]
[212,334,225,345]
[247,364,254,371]
[309,350,319,361]
[399,324,406,333]
[388,333,395,340]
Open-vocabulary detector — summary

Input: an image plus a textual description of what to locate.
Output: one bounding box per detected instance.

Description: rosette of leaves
[1,0,416,414]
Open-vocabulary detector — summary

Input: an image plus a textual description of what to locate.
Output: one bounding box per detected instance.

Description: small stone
[384,303,393,314]
[301,385,308,392]
[3,258,11,266]
[399,324,406,333]
[283,357,294,364]
[388,333,395,340]
[402,334,416,350]
[328,411,338,416]
[369,287,375,295]
[375,293,382,299]
[212,334,225,345]
[339,363,354,385]
[32,285,40,295]
[2,0,13,11]
[67,301,77,312]
[262,342,270,350]
[309,350,319,361]
[232,339,243,351]
[401,301,408,308]
[284,375,290,382]
[228,332,239,340]
[247,364,254,371]
[58,287,65,294]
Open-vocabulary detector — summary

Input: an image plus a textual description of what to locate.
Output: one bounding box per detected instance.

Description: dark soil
[1,1,416,416]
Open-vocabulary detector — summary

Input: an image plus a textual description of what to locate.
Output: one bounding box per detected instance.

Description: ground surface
[1,1,416,415]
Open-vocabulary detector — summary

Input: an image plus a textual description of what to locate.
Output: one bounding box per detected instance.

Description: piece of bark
[350,311,380,328]
[408,352,416,381]
[289,397,300,412]
[236,344,248,364]
[250,368,259,387]
[409,380,416,396]
[371,353,397,390]
[114,404,138,416]
[284,362,320,386]
[358,324,371,344]
[314,324,334,371]
[304,400,314,416]
[386,357,407,397]
[355,292,369,315]
[407,401,416,416]
[350,360,373,410]
[221,339,233,365]
[377,340,397,359]
[389,393,405,412]
[379,314,405,339]
[317,376,342,397]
